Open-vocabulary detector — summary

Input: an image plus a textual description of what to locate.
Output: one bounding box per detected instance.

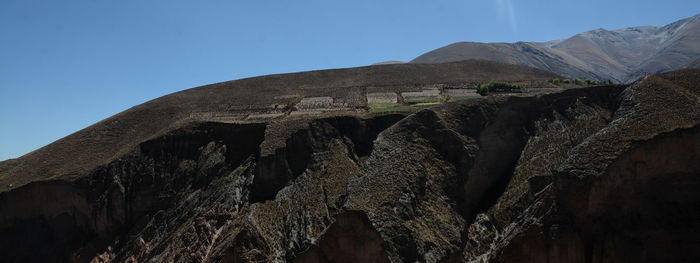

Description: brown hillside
[0,69,698,262]
[0,60,558,192]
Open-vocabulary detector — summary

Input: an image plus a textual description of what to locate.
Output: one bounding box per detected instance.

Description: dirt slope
[0,68,698,262]
[0,60,558,193]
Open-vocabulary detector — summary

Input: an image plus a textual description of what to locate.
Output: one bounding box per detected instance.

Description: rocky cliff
[0,67,698,262]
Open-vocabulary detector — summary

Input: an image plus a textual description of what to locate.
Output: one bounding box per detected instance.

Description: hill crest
[412,13,700,82]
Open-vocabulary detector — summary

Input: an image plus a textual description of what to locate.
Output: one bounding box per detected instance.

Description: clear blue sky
[1,0,699,160]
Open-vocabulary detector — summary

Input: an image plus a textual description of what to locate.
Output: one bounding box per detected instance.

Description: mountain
[0,60,562,262]
[1,52,699,261]
[412,13,700,83]
[0,60,557,196]
[371,60,405,65]
[683,56,700,69]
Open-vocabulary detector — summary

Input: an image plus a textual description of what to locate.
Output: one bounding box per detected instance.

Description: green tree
[476,81,521,96]
[476,83,489,95]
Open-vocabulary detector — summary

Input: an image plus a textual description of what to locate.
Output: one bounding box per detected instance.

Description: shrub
[476,83,489,96]
[574,78,585,85]
[585,79,595,85]
[552,78,560,85]
[563,78,571,84]
[476,81,521,96]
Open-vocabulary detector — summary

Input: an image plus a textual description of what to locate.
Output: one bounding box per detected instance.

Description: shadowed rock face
[0,122,268,262]
[293,211,390,263]
[0,69,699,262]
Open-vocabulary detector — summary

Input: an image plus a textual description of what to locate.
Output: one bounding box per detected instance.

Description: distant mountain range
[411,13,700,83]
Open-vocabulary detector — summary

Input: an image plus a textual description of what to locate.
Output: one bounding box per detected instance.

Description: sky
[1,0,699,161]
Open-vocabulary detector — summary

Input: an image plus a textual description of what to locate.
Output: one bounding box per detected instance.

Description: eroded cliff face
[0,70,699,262]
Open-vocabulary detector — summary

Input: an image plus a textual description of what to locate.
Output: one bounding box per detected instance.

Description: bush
[552,78,560,85]
[585,79,595,85]
[563,78,571,84]
[476,81,521,96]
[574,78,585,85]
[476,84,489,96]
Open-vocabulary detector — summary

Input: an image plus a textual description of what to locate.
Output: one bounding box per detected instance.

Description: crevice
[327,114,406,158]
[250,114,405,203]
[286,129,315,179]
[139,122,267,172]
[412,98,543,223]
[292,211,391,263]
[433,86,629,225]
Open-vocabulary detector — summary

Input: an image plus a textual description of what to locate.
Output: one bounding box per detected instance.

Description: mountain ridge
[0,59,559,194]
[1,68,698,262]
[412,13,700,82]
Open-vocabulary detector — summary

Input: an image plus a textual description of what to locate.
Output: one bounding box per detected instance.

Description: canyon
[0,60,698,262]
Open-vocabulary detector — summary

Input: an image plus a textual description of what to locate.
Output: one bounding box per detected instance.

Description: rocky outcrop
[0,122,267,262]
[0,69,699,262]
[460,70,700,262]
[293,211,390,263]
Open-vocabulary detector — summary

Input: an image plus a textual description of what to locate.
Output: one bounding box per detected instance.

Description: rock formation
[0,63,698,262]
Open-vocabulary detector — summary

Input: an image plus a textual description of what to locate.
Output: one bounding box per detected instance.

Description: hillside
[1,62,699,261]
[0,60,558,194]
[412,13,700,83]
